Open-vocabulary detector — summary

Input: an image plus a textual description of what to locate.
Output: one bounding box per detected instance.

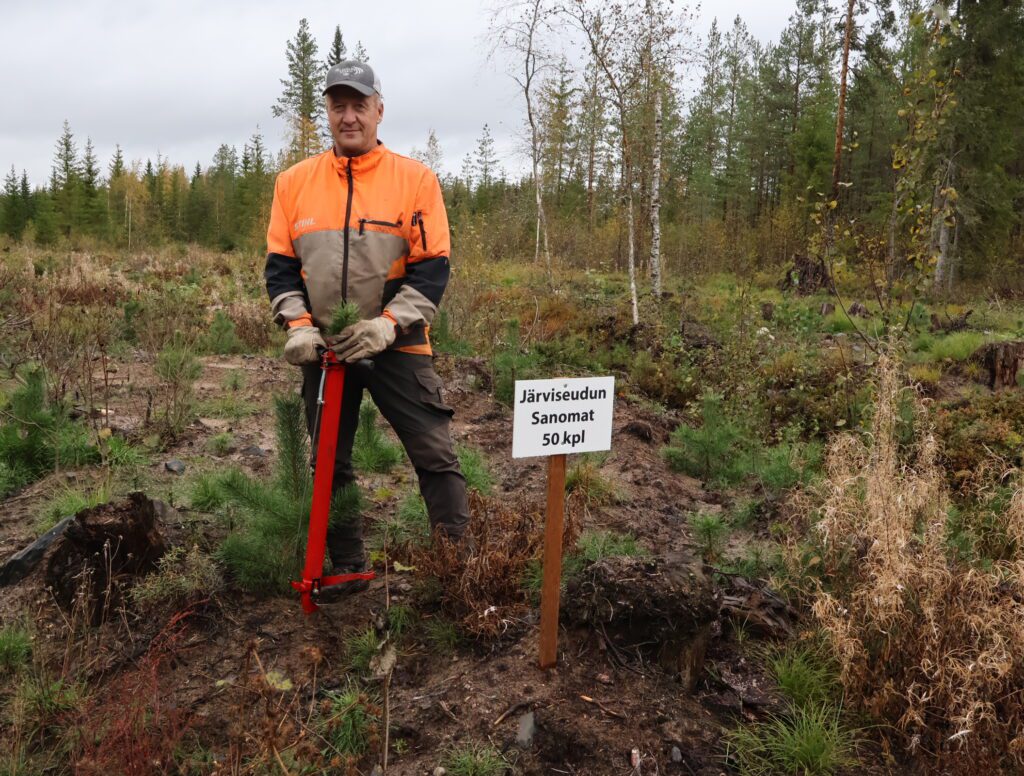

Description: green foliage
[725,704,856,776]
[663,391,744,483]
[35,484,108,534]
[318,685,380,758]
[424,618,460,654]
[206,432,235,457]
[0,367,96,498]
[431,309,473,356]
[769,644,841,709]
[689,512,730,561]
[222,369,246,392]
[387,604,415,638]
[154,336,203,437]
[188,469,233,512]
[925,332,991,362]
[215,393,364,593]
[346,628,381,675]
[530,530,644,591]
[565,453,618,506]
[0,624,31,673]
[352,401,403,474]
[443,742,506,776]
[197,395,257,421]
[328,300,362,335]
[101,435,149,469]
[457,444,494,495]
[491,319,540,405]
[202,310,243,355]
[131,545,223,608]
[372,490,430,551]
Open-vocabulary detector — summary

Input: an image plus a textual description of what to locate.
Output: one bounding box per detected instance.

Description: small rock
[433,768,447,776]
[164,459,186,475]
[671,746,683,763]
[240,445,267,458]
[516,711,536,749]
[369,767,383,776]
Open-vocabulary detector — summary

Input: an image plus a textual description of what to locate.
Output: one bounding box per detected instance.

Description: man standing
[264,60,470,594]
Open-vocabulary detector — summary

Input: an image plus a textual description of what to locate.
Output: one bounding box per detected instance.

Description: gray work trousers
[300,350,469,567]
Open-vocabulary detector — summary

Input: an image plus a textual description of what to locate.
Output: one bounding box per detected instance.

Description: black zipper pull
[415,210,427,250]
[359,218,366,235]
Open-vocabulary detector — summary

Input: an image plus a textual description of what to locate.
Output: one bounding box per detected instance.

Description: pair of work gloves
[284,316,396,366]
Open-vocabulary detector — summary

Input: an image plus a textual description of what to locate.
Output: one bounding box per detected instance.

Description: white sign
[512,376,615,458]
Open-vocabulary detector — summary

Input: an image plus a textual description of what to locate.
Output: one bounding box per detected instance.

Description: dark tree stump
[761,302,775,322]
[972,341,1024,390]
[779,255,832,296]
[563,553,717,691]
[45,492,167,624]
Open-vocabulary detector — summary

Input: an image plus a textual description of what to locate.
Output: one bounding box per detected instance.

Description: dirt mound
[563,552,717,691]
[45,492,167,624]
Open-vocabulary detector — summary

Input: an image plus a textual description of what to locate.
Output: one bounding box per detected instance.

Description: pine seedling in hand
[329,301,362,335]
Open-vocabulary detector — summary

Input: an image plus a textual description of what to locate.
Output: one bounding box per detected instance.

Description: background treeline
[3,1,1024,293]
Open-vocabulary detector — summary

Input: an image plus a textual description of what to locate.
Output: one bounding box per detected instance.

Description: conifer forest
[3,2,1024,774]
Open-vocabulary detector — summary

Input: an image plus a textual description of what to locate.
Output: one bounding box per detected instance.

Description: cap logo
[339,66,364,77]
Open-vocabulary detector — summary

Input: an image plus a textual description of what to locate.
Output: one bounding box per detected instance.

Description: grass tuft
[443,742,506,776]
[725,704,856,776]
[0,624,32,673]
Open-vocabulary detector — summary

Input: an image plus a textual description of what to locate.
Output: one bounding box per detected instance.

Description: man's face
[325,88,383,157]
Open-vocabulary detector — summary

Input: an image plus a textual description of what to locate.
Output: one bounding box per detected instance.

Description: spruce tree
[1,166,24,239]
[326,25,346,67]
[51,120,80,238]
[272,18,325,162]
[80,138,105,236]
[474,124,498,189]
[353,40,369,62]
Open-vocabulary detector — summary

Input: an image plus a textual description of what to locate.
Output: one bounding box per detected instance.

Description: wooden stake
[539,453,567,669]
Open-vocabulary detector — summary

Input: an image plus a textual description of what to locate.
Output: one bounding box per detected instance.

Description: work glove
[330,316,397,363]
[283,325,327,365]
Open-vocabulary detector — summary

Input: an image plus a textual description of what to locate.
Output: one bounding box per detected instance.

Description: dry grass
[412,491,580,639]
[811,354,1024,772]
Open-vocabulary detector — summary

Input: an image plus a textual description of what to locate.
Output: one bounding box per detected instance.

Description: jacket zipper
[342,160,354,302]
[411,210,427,250]
[358,217,403,236]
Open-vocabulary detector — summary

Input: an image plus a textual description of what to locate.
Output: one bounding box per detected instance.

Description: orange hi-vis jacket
[264,142,451,356]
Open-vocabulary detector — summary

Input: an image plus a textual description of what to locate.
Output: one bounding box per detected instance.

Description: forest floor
[2,247,1024,775]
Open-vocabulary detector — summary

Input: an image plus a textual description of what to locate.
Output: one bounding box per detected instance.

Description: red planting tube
[291,349,375,613]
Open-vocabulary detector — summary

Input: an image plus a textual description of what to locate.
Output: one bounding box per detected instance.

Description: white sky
[0,0,796,188]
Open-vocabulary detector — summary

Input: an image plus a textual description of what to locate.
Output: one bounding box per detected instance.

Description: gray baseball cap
[323,60,382,99]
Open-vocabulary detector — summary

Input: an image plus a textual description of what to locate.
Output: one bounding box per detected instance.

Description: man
[264,59,470,595]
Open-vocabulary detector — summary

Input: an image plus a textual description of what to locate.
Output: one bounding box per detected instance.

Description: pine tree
[326,25,347,66]
[51,120,80,238]
[273,18,326,162]
[474,124,498,189]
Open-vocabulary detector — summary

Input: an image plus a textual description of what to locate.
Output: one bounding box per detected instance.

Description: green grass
[372,490,431,551]
[0,624,32,673]
[196,395,258,421]
[769,644,840,709]
[924,331,992,362]
[725,704,856,776]
[102,435,150,468]
[318,684,380,757]
[566,453,618,506]
[457,444,494,495]
[206,432,235,457]
[528,530,645,592]
[424,618,460,654]
[443,742,506,776]
[689,512,730,561]
[222,369,246,392]
[387,604,415,638]
[35,484,109,534]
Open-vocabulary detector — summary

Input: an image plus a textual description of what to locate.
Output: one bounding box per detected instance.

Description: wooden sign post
[512,376,615,670]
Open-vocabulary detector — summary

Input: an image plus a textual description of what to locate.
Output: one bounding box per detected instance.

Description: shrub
[216,394,364,593]
[0,366,96,498]
[154,336,202,438]
[812,355,1024,770]
[352,401,403,474]
[131,545,223,609]
[663,391,745,484]
[202,310,243,355]
[689,512,730,561]
[319,685,381,762]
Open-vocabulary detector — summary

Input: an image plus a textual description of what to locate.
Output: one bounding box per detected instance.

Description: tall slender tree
[273,18,326,163]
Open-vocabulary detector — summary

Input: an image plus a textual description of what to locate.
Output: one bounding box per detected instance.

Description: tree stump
[562,552,717,691]
[45,492,167,624]
[779,255,832,295]
[972,341,1024,390]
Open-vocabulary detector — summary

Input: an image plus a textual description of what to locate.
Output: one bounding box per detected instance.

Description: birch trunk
[649,93,663,298]
[627,185,640,325]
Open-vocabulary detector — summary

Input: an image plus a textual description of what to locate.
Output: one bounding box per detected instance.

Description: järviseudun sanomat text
[518,385,609,404]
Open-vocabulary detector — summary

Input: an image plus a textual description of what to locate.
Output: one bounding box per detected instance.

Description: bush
[0,366,96,498]
[812,355,1024,770]
[216,394,364,593]
[663,391,745,484]
[202,310,243,355]
[131,545,223,609]
[352,401,403,474]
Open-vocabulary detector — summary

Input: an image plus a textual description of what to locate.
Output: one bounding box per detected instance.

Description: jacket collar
[330,141,387,175]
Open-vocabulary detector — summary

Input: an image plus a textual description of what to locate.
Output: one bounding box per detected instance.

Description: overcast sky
[1,0,796,188]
